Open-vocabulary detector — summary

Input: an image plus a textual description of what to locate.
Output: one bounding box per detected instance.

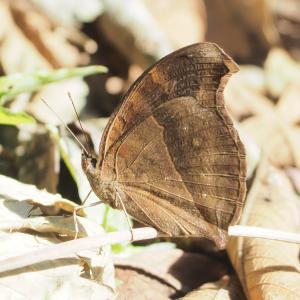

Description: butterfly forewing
[91,43,246,248]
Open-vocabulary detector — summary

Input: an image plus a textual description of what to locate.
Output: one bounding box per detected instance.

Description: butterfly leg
[73,189,101,239]
[116,190,134,241]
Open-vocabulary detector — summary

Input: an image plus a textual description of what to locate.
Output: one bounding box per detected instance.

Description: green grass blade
[0,106,36,125]
[0,65,108,104]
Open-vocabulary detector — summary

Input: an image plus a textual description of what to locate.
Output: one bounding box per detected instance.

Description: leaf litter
[1,1,300,299]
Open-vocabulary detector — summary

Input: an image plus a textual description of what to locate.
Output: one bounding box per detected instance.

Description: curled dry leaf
[114,248,228,298]
[227,161,300,299]
[0,174,83,216]
[178,275,246,300]
[0,174,115,299]
[0,232,114,300]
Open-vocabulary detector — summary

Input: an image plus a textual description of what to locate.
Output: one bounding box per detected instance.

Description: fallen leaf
[227,161,300,300]
[114,248,228,296]
[115,267,174,300]
[0,174,82,216]
[0,232,114,300]
[0,174,115,299]
[178,275,246,300]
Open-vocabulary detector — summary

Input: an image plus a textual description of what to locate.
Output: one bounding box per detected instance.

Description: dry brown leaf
[114,248,228,297]
[178,275,246,300]
[0,215,101,239]
[0,174,115,299]
[0,174,83,217]
[0,232,114,300]
[227,161,300,300]
[115,267,174,300]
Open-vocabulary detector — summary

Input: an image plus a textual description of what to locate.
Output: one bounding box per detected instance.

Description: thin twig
[229,225,300,244]
[0,227,158,274]
[2,224,299,274]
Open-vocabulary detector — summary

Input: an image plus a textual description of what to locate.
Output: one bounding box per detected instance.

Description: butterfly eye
[91,158,97,168]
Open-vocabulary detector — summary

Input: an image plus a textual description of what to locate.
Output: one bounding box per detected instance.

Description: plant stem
[0,227,158,274]
[2,225,299,274]
[229,225,300,243]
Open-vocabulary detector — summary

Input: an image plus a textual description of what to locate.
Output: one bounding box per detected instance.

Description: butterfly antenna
[67,92,93,156]
[41,98,90,156]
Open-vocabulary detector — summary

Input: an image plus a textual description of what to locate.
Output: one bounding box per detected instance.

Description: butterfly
[82,42,246,248]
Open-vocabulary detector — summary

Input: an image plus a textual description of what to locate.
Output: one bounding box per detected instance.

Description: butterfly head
[81,151,98,178]
[81,151,118,208]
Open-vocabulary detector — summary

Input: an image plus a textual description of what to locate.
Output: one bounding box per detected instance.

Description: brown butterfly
[82,42,247,248]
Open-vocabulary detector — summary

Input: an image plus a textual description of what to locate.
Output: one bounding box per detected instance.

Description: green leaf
[0,65,108,104]
[0,107,36,125]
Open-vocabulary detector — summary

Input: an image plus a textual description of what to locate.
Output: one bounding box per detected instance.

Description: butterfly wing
[97,43,246,247]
